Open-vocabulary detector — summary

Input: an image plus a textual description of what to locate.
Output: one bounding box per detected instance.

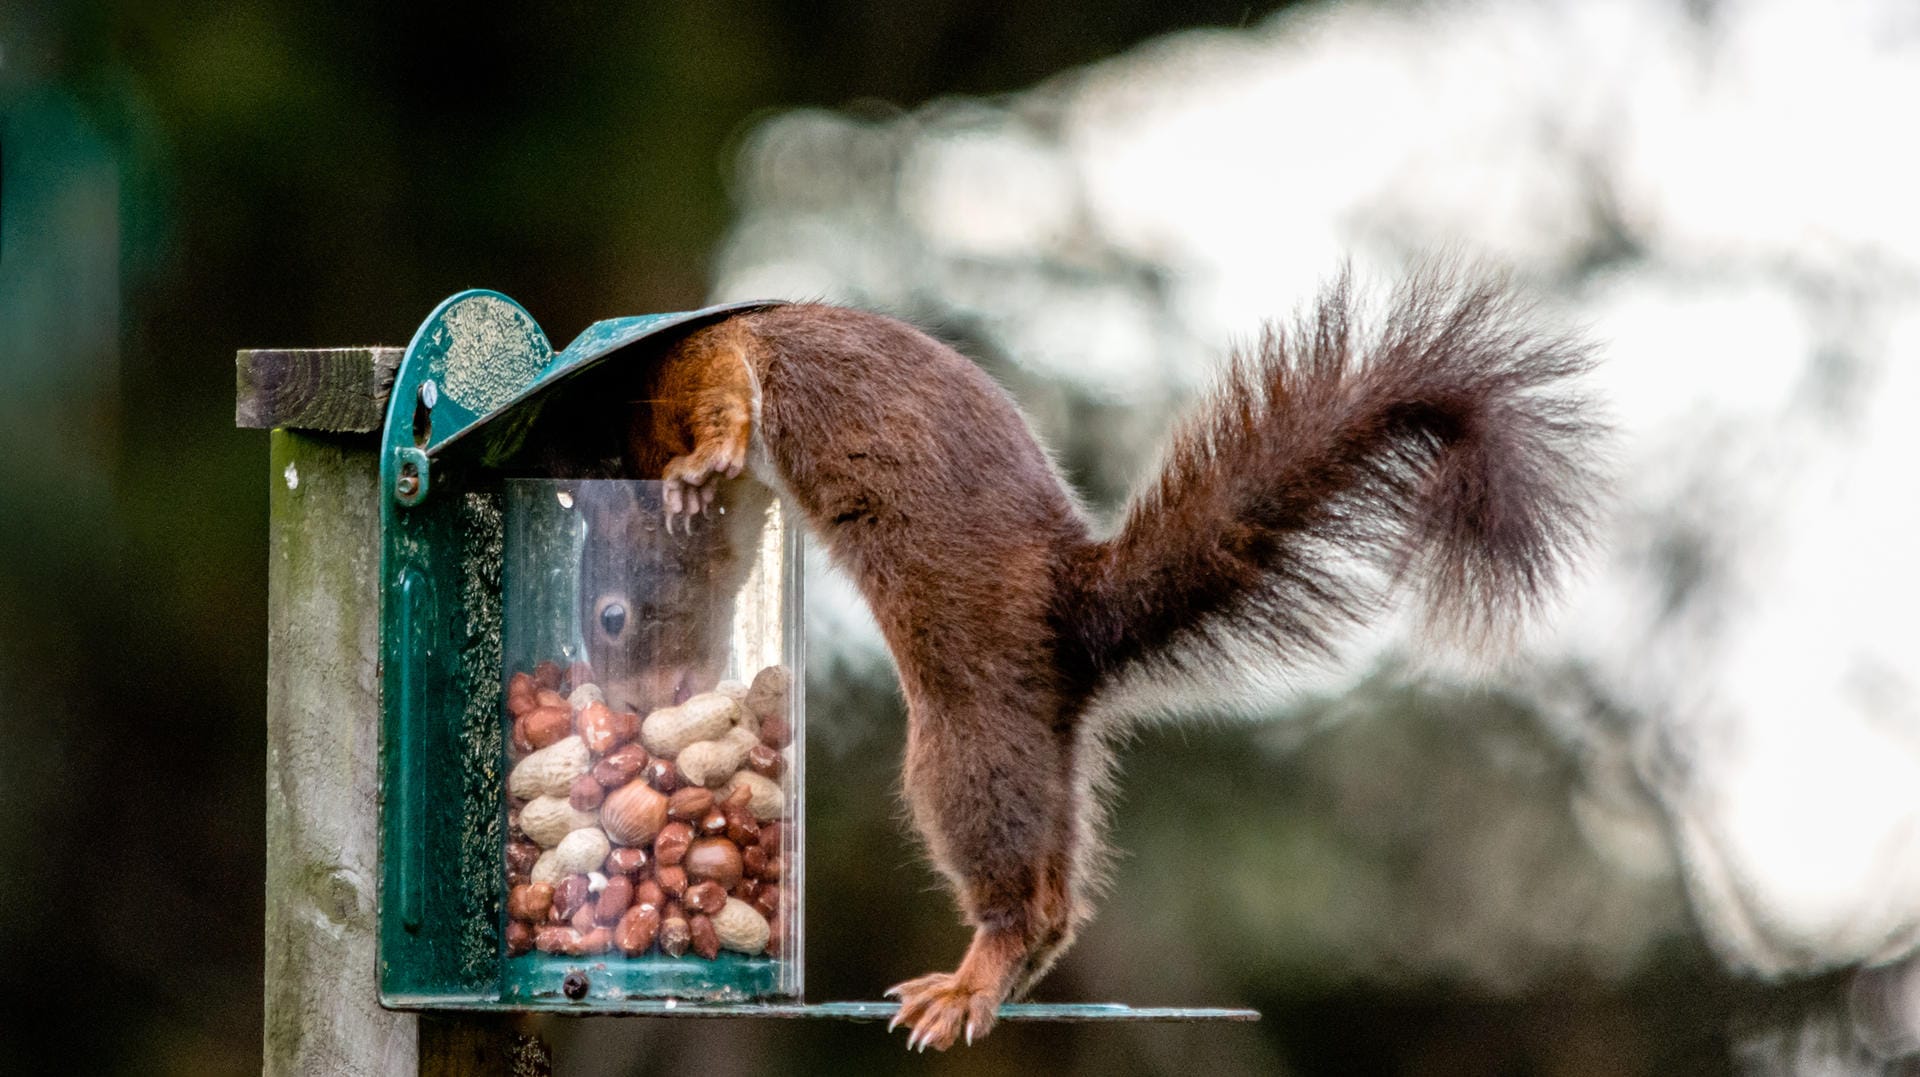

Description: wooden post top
[237,347,402,433]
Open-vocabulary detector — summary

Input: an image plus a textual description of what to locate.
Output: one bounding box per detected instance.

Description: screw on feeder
[562,971,590,1000]
[396,464,420,499]
[419,379,439,409]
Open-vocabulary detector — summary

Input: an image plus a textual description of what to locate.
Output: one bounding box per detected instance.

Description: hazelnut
[578,702,638,756]
[684,838,744,890]
[644,759,681,794]
[595,875,632,924]
[756,714,792,751]
[667,787,715,823]
[599,780,668,846]
[684,880,728,916]
[522,706,573,750]
[724,804,759,846]
[606,846,649,877]
[654,822,693,866]
[506,841,540,877]
[535,925,581,954]
[576,926,613,955]
[506,919,534,956]
[508,671,539,708]
[615,904,660,955]
[657,864,689,897]
[689,914,721,960]
[659,915,691,958]
[553,874,592,923]
[745,744,785,780]
[507,882,555,922]
[533,661,563,691]
[570,903,597,933]
[568,774,606,812]
[592,744,649,788]
[742,845,769,880]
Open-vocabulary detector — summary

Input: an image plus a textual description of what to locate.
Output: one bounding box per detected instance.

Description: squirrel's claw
[662,450,735,531]
[885,971,998,1051]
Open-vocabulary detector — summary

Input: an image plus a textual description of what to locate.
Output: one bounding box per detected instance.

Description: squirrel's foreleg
[644,324,757,520]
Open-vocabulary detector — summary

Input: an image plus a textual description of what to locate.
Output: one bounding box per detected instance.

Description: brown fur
[623,264,1603,1050]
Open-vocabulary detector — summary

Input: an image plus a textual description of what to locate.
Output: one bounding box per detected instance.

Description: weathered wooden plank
[265,429,542,1075]
[238,347,402,432]
[264,429,417,1075]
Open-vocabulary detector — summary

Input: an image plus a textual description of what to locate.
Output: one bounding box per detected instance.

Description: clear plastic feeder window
[499,479,802,1002]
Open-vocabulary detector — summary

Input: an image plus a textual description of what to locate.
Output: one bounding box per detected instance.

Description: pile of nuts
[501,660,793,964]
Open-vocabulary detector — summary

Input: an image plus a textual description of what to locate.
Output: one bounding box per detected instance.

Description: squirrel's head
[575,482,763,715]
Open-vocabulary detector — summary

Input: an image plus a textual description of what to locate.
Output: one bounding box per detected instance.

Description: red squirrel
[615,266,1602,1050]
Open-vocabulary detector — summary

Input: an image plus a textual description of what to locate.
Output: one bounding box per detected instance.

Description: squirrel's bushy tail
[1066,264,1605,698]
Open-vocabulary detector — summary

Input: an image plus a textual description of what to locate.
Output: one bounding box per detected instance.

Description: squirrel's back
[739,305,1081,534]
[724,305,1091,699]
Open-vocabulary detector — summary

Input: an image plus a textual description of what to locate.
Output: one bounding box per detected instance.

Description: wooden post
[246,349,549,1076]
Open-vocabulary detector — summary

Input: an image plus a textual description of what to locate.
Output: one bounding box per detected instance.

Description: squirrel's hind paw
[886,971,999,1051]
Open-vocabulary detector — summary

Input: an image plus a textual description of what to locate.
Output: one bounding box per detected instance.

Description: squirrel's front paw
[885,971,1000,1051]
[661,447,745,527]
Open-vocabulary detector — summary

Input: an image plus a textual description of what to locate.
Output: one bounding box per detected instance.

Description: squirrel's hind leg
[887,696,1083,1050]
